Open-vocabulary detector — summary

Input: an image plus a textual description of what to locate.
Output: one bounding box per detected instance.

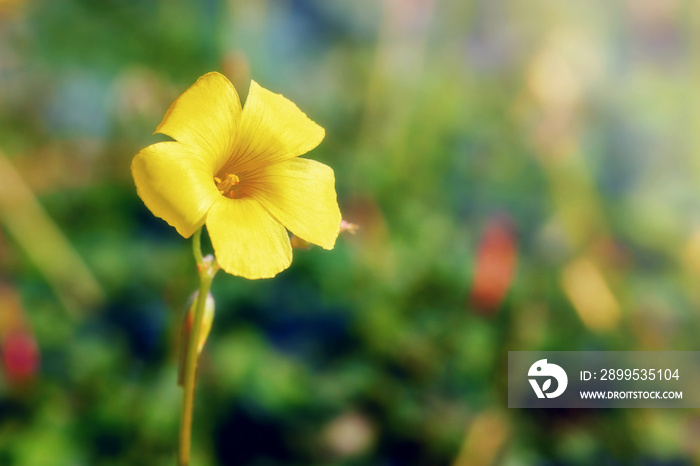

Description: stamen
[215,173,240,198]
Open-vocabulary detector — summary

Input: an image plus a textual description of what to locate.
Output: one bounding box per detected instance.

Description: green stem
[178,227,217,466]
[192,227,203,265]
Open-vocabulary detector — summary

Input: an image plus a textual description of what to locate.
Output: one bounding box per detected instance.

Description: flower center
[214,173,240,199]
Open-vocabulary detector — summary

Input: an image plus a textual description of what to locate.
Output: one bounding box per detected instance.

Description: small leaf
[542,379,552,392]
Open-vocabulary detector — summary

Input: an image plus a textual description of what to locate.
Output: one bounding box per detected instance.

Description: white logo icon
[528,359,568,398]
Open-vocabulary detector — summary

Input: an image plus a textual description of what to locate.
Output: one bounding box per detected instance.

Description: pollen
[214,173,240,198]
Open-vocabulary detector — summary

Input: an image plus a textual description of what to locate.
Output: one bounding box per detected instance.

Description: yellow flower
[131,72,341,279]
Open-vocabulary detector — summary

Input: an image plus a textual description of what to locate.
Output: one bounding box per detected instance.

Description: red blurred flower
[1,330,39,384]
[469,217,518,314]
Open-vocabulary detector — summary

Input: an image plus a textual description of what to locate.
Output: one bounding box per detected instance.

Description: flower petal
[220,81,325,174]
[206,197,292,279]
[131,141,220,237]
[246,158,341,250]
[156,72,242,172]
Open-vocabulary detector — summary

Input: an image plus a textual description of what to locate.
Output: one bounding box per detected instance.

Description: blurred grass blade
[0,149,104,316]
[561,257,620,332]
[453,410,510,466]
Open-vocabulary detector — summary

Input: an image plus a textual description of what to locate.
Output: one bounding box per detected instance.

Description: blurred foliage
[1,0,700,465]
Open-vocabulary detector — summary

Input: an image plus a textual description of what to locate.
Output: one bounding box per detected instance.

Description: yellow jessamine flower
[131,72,341,279]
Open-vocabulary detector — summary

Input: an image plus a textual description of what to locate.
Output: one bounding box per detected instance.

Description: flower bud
[178,291,215,385]
[340,220,359,235]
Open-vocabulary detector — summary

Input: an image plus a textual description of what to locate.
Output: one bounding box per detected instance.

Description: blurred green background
[1,0,700,464]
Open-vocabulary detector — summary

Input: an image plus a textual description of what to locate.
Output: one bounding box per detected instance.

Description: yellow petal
[156,72,242,172]
[246,158,341,250]
[206,197,292,279]
[220,81,325,174]
[131,141,220,237]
